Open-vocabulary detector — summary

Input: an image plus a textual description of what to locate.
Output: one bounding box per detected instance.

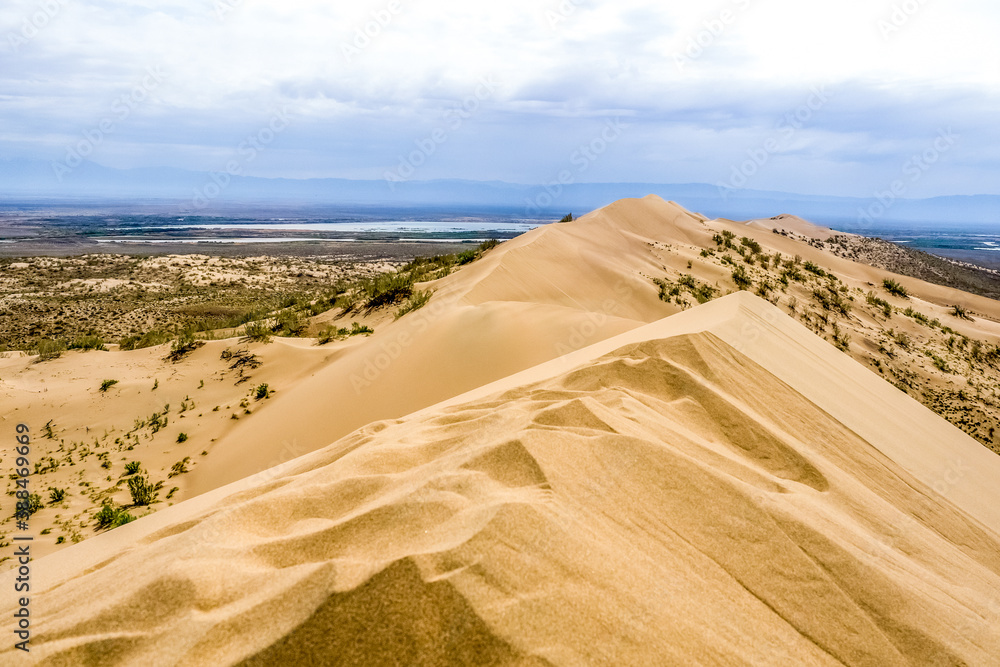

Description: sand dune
[4,292,1000,665]
[191,195,1000,497]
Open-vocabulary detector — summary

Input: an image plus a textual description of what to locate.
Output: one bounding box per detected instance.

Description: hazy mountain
[1,158,997,226]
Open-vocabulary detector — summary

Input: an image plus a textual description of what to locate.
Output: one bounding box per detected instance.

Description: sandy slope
[3,293,999,666]
[191,195,1000,496]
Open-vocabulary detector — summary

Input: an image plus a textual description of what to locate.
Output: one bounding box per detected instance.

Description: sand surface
[3,196,1000,665]
[3,292,1000,665]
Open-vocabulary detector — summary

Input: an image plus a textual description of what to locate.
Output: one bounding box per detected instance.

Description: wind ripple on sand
[5,332,1000,665]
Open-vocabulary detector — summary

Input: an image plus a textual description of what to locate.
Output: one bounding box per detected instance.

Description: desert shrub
[36,338,66,361]
[740,237,762,255]
[559,213,574,222]
[457,249,478,265]
[883,278,909,298]
[731,266,752,290]
[832,325,851,352]
[362,272,414,310]
[317,321,374,345]
[802,261,827,277]
[48,487,66,504]
[950,304,974,321]
[254,383,270,400]
[811,287,851,315]
[176,432,188,443]
[119,329,172,351]
[99,379,119,392]
[166,329,204,362]
[68,334,106,351]
[866,292,893,318]
[903,307,929,324]
[169,457,191,478]
[396,290,433,319]
[127,474,158,506]
[94,503,135,530]
[273,310,307,337]
[124,461,141,475]
[17,493,44,517]
[242,321,272,343]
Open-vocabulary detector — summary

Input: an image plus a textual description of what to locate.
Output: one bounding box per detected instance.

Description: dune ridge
[4,292,1000,665]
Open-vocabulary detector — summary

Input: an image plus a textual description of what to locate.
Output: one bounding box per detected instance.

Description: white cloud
[0,0,997,195]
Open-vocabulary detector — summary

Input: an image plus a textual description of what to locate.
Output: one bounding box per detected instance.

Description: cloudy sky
[1,0,998,197]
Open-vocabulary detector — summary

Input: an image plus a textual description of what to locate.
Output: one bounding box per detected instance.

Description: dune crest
[5,292,1000,666]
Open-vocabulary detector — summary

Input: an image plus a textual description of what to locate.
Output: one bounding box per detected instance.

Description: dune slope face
[5,295,1000,666]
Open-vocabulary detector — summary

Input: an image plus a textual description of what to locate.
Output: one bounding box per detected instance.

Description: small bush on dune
[99,379,119,392]
[68,334,106,351]
[396,290,433,319]
[882,278,909,298]
[119,329,172,351]
[950,304,974,321]
[731,266,752,290]
[362,272,414,310]
[36,338,66,361]
[242,320,272,343]
[94,503,135,531]
[166,329,204,362]
[127,474,159,506]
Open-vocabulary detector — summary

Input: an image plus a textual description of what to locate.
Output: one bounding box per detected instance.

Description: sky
[1,0,998,198]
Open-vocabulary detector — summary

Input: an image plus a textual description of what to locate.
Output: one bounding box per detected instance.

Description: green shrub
[36,338,66,361]
[124,461,142,475]
[242,320,273,343]
[94,503,135,531]
[731,266,752,290]
[950,304,974,321]
[176,432,188,443]
[169,457,191,478]
[254,383,270,400]
[68,334,106,351]
[127,474,158,506]
[99,379,119,392]
[883,278,909,298]
[119,329,172,351]
[740,237,762,254]
[273,310,307,337]
[866,292,893,318]
[48,487,66,504]
[362,272,414,310]
[559,213,574,223]
[396,290,433,319]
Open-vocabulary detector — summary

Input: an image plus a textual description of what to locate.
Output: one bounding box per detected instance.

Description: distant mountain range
[1,158,997,226]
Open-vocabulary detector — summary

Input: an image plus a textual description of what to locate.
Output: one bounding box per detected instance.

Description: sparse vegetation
[127,474,158,506]
[99,379,119,392]
[950,304,974,321]
[396,290,433,319]
[882,278,909,298]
